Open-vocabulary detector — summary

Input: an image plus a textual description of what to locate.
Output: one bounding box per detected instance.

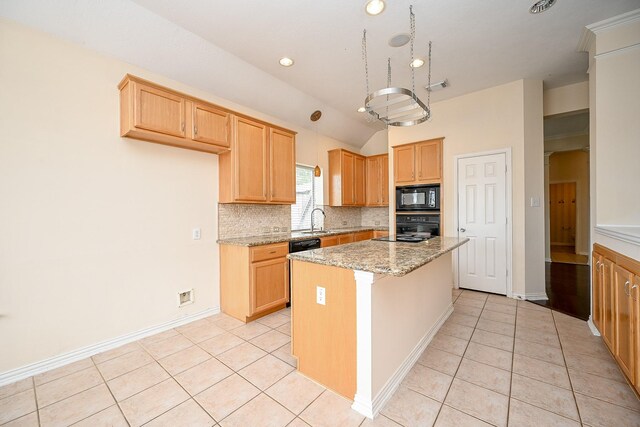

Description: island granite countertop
[287,236,469,277]
[216,226,389,247]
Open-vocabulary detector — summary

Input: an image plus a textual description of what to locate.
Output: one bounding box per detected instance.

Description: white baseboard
[0,307,220,387]
[352,303,453,418]
[512,292,548,301]
[587,317,601,336]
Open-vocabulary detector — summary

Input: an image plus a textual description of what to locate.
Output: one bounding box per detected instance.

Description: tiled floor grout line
[88,353,131,427]
[551,312,584,426]
[506,298,519,427]
[430,291,489,426]
[32,376,41,427]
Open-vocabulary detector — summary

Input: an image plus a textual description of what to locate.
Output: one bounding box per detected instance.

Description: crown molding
[576,8,640,52]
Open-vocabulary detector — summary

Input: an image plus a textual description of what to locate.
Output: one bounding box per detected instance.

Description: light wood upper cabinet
[329,149,366,207]
[269,128,296,203]
[354,156,366,206]
[416,140,442,182]
[614,263,635,381]
[219,117,296,204]
[134,82,186,138]
[119,75,229,154]
[192,102,229,148]
[366,154,389,206]
[393,138,443,185]
[394,145,415,184]
[234,116,269,202]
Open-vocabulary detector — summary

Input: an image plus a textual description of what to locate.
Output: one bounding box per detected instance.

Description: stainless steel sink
[301,230,331,234]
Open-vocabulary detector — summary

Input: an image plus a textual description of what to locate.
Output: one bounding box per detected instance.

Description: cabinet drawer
[353,231,373,242]
[338,234,354,245]
[321,236,340,248]
[374,230,389,238]
[251,243,288,262]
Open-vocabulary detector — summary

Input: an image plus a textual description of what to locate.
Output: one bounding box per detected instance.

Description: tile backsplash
[321,205,362,229]
[218,204,291,239]
[361,207,390,227]
[218,203,390,239]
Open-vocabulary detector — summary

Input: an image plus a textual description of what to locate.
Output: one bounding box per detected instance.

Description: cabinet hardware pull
[269,250,276,254]
[631,284,638,301]
[181,123,185,132]
[624,280,630,296]
[194,126,198,135]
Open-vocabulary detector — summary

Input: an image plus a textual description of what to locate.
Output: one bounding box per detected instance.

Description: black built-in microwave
[396,184,440,211]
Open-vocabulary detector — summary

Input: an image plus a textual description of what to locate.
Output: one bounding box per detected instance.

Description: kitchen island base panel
[291,261,357,399]
[354,252,454,418]
[291,252,454,418]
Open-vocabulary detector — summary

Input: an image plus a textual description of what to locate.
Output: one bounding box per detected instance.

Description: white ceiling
[2,0,639,146]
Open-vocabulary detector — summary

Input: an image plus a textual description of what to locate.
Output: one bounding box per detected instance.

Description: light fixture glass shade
[314,165,321,177]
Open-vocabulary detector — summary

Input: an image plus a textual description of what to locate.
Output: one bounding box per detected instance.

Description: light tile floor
[1,290,639,426]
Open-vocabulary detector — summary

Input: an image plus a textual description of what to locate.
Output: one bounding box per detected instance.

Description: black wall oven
[396,214,440,238]
[396,184,440,211]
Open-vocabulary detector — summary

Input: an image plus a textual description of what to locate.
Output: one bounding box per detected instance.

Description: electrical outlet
[342,221,347,226]
[261,226,271,234]
[316,286,326,305]
[192,228,201,240]
[273,226,280,232]
[282,227,288,232]
[375,221,380,226]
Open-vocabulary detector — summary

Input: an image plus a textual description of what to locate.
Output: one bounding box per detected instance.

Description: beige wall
[388,80,545,298]
[0,20,358,374]
[523,80,546,297]
[543,81,589,116]
[359,130,389,156]
[549,151,591,255]
[586,12,640,260]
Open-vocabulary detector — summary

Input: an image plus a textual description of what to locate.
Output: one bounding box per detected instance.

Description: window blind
[291,165,317,231]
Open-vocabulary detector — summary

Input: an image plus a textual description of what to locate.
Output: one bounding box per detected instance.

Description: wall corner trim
[0,307,220,387]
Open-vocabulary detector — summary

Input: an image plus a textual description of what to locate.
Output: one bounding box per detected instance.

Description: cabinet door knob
[459,228,466,233]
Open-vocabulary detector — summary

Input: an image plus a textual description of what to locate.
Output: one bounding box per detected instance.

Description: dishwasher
[288,238,321,307]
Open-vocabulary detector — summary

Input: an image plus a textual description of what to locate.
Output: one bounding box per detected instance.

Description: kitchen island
[287,236,468,418]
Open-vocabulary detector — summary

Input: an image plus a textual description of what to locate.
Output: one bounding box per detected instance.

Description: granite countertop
[216,226,389,247]
[287,236,469,277]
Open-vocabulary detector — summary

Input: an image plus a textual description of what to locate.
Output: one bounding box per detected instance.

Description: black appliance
[396,214,440,238]
[396,184,440,211]
[287,238,321,307]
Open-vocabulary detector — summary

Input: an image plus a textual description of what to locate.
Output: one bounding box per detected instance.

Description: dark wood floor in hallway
[532,262,591,320]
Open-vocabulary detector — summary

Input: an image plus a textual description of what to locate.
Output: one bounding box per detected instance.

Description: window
[291,165,322,231]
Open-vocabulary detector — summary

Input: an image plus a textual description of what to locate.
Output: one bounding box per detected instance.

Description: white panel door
[458,153,507,294]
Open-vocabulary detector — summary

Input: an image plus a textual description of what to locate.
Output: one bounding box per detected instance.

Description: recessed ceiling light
[410,59,425,68]
[529,0,557,14]
[388,33,411,48]
[365,0,385,16]
[279,57,294,67]
[357,107,367,113]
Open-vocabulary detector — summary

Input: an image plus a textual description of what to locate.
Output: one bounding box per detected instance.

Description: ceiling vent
[529,0,557,14]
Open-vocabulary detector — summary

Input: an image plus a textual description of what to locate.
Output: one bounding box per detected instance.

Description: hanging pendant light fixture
[361,5,433,127]
[310,110,322,177]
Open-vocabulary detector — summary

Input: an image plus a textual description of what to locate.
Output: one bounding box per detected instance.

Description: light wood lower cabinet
[373,230,389,238]
[320,230,380,247]
[592,243,640,394]
[353,231,374,242]
[221,242,289,322]
[321,236,340,248]
[338,234,355,245]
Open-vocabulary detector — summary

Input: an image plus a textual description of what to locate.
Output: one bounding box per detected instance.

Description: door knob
[460,228,466,233]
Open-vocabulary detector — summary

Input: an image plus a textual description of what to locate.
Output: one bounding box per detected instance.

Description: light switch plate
[316,286,326,305]
[192,228,201,240]
[530,197,540,207]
